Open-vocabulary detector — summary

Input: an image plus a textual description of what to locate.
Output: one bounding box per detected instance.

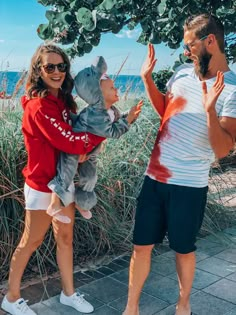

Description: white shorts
[24,183,75,210]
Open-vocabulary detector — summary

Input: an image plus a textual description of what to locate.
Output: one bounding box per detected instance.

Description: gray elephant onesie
[48,56,130,212]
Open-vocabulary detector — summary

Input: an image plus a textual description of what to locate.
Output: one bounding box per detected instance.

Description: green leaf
[37,0,53,5]
[45,10,57,22]
[149,32,161,44]
[83,43,93,53]
[172,60,182,71]
[76,8,97,31]
[99,0,117,11]
[90,35,101,46]
[179,53,189,63]
[37,23,54,40]
[157,0,167,16]
[137,32,149,45]
[140,18,150,32]
[37,0,236,62]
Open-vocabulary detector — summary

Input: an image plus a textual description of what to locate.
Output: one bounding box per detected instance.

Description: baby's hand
[127,100,143,124]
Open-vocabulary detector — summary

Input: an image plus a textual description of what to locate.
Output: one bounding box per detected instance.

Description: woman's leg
[52,203,94,314]
[7,210,52,301]
[52,203,75,295]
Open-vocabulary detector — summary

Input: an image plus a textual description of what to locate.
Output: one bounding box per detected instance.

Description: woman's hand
[140,43,157,80]
[202,71,225,113]
[127,100,143,124]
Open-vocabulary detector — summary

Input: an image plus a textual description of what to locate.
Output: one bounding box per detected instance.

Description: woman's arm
[34,102,105,155]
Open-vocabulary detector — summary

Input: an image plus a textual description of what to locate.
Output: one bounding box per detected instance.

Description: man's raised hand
[202,71,225,113]
[140,43,157,80]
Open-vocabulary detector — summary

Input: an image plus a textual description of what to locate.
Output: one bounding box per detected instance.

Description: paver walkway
[1,226,236,315]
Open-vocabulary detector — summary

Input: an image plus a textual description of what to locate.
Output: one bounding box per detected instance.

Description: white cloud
[115,29,140,39]
[0,40,5,43]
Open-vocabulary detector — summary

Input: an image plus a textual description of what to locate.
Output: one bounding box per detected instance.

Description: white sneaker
[60,291,94,313]
[1,296,37,315]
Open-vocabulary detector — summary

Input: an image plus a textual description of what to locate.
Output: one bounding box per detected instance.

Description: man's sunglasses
[183,35,208,52]
[42,63,67,74]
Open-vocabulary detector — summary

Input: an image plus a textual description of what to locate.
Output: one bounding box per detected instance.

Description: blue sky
[0,0,185,75]
[1,1,235,75]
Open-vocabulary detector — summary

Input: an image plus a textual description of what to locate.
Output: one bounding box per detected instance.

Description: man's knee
[133,244,154,257]
[176,251,195,259]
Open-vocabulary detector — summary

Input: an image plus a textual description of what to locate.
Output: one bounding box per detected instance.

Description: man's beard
[195,48,212,77]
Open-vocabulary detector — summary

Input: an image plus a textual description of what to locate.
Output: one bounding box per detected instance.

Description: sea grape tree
[37,0,236,63]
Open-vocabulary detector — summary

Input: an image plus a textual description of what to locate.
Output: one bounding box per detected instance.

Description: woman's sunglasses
[42,63,67,74]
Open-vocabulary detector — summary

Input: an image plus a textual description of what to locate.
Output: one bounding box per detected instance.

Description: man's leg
[123,244,154,315]
[168,185,208,315]
[175,252,195,315]
[123,176,168,315]
[123,177,167,315]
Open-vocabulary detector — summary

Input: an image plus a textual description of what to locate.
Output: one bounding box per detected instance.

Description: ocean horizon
[0,71,145,97]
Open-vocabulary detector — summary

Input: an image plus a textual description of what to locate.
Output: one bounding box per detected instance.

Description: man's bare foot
[75,205,92,219]
[175,304,191,315]
[122,307,139,315]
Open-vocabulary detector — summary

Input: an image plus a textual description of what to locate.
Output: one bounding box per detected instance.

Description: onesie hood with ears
[74,56,107,106]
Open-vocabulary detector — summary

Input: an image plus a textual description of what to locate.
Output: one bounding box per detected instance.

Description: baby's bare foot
[47,193,63,216]
[47,204,62,217]
[47,203,71,224]
[47,206,71,224]
[75,205,92,219]
[54,213,71,224]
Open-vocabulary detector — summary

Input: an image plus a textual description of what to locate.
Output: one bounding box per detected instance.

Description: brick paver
[1,227,236,315]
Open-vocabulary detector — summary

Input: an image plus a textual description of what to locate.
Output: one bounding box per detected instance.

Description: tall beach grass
[0,81,235,286]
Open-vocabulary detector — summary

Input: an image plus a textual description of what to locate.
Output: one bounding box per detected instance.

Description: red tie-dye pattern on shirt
[147,95,187,183]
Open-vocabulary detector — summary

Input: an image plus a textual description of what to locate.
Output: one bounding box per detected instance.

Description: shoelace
[73,293,87,305]
[16,299,30,312]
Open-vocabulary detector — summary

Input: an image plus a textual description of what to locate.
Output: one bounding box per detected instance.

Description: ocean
[0,71,145,97]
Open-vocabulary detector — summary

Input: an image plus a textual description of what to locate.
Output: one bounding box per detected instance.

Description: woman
[1,44,104,315]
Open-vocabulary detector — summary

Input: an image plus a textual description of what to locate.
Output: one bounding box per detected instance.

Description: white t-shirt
[146,64,236,187]
[107,108,115,122]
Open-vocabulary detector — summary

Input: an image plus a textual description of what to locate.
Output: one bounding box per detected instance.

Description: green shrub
[0,98,159,281]
[0,108,26,282]
[0,97,235,284]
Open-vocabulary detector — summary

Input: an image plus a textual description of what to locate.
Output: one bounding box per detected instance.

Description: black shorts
[133,176,208,254]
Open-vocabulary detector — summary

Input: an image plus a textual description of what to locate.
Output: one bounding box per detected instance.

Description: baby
[47,56,143,223]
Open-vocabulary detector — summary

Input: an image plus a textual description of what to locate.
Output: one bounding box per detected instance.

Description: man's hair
[184,14,225,53]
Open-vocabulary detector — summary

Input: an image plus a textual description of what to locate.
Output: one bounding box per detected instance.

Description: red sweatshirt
[21,94,105,192]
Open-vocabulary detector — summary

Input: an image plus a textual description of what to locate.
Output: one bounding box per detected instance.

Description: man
[123,13,236,315]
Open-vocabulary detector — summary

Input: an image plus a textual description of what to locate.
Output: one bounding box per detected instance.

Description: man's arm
[141,44,166,118]
[202,71,236,158]
[207,113,235,158]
